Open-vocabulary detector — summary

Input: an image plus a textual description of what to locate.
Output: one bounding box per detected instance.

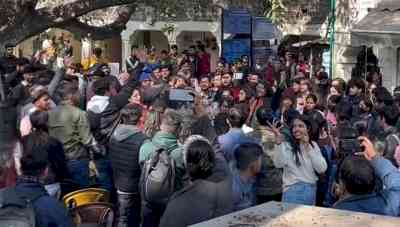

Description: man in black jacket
[87,64,142,191]
[109,104,147,227]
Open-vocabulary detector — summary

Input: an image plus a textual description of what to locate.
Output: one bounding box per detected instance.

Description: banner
[223,9,251,34]
[222,39,251,64]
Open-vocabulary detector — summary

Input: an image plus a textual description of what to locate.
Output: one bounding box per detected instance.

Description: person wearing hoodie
[139,108,184,227]
[109,104,148,227]
[160,136,233,227]
[86,64,142,191]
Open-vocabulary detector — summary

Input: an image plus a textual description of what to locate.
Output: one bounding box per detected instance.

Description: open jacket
[87,65,142,146]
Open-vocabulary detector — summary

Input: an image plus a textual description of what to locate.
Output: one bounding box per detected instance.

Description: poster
[252,17,277,41]
[223,9,251,34]
[222,39,251,64]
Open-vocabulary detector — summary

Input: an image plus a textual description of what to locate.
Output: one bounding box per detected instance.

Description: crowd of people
[0,40,399,227]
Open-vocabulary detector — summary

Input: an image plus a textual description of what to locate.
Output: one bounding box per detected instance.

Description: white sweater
[267,142,327,191]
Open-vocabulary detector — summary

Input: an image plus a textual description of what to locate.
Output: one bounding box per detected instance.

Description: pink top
[326,111,337,128]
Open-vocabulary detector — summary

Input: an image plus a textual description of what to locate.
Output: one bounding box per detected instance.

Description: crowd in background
[0,39,399,227]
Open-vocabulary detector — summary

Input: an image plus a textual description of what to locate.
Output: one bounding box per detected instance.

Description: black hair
[305,93,318,104]
[328,95,342,112]
[160,65,171,71]
[213,113,230,136]
[59,83,79,101]
[92,77,111,96]
[378,106,400,126]
[161,50,168,55]
[339,155,376,195]
[256,106,274,126]
[234,143,263,171]
[30,111,49,133]
[198,44,206,52]
[336,100,352,122]
[374,86,393,105]
[290,115,315,166]
[186,140,215,180]
[228,107,247,128]
[121,104,143,125]
[93,48,103,58]
[20,134,50,177]
[347,78,365,95]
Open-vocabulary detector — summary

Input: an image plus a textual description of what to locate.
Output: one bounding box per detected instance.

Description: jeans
[141,202,166,227]
[117,192,141,227]
[93,158,114,192]
[66,159,90,188]
[282,182,316,206]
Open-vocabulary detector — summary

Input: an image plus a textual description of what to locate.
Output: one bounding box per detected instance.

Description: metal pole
[329,0,336,79]
[0,74,5,102]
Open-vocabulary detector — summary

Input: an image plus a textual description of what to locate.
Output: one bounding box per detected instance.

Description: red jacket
[198,53,210,77]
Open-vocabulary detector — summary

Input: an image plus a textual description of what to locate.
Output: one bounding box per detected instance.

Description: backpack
[0,187,44,227]
[140,147,176,205]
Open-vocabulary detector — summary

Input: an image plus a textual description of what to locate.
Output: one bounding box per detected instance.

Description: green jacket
[139,131,185,191]
[48,102,93,161]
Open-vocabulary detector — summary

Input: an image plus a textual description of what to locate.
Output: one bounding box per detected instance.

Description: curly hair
[185,139,215,180]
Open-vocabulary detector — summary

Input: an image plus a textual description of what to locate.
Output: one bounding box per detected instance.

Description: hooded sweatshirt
[109,124,147,193]
[139,131,185,191]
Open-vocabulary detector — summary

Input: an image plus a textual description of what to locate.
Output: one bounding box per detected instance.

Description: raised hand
[267,120,284,145]
[359,136,377,161]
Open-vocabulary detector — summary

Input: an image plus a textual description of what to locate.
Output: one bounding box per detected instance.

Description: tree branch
[55,4,135,40]
[55,18,127,40]
[39,0,139,22]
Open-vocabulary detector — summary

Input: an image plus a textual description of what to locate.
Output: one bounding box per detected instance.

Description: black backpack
[0,187,44,227]
[140,147,176,205]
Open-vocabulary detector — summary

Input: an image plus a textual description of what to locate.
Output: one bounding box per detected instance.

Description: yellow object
[82,55,108,71]
[63,188,110,209]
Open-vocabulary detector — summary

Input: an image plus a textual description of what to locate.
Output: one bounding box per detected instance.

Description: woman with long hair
[25,110,69,199]
[267,115,327,205]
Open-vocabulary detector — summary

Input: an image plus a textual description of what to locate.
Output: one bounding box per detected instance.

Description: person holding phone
[333,137,400,216]
[268,115,327,205]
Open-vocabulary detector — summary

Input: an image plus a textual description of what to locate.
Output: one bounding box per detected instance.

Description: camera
[337,124,362,155]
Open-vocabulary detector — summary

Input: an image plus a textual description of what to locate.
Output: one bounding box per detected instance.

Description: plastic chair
[71,202,115,227]
[63,188,110,209]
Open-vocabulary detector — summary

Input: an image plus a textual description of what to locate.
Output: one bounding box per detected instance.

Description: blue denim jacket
[334,157,400,216]
[15,177,74,227]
